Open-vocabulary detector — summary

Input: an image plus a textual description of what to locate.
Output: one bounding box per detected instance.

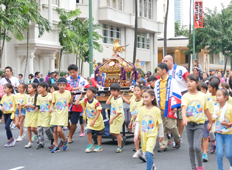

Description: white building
[1,0,163,79]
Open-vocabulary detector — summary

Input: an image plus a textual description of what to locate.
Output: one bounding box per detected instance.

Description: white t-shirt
[168,65,189,93]
[0,76,20,94]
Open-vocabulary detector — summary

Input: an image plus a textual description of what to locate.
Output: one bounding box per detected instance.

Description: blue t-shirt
[132,77,147,85]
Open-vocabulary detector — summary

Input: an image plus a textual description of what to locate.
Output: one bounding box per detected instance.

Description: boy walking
[106,83,125,153]
[36,82,54,149]
[75,87,105,153]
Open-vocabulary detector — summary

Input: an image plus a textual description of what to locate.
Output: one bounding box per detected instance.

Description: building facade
[1,0,163,80]
[174,0,183,28]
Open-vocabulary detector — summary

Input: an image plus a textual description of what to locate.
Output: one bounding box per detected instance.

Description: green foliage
[0,71,4,76]
[175,22,189,37]
[60,72,69,77]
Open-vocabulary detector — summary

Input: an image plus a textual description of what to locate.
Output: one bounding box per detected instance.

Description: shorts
[203,120,210,138]
[177,108,182,119]
[87,129,105,136]
[15,108,26,117]
[52,125,64,128]
[68,112,83,124]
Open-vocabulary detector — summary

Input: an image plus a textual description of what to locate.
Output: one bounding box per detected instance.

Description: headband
[57,81,67,84]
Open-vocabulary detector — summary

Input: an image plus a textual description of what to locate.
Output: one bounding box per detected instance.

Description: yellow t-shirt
[207,94,217,105]
[228,96,232,105]
[15,93,27,108]
[130,97,143,121]
[136,106,162,153]
[213,104,232,135]
[182,92,208,124]
[24,94,38,128]
[80,98,104,131]
[1,94,17,119]
[50,90,71,126]
[110,96,124,134]
[205,96,215,121]
[159,75,168,110]
[36,93,52,127]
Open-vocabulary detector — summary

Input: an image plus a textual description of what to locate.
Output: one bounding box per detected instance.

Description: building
[174,0,183,28]
[1,0,163,80]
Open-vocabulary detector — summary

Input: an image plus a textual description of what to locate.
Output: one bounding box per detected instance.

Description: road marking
[9,166,25,170]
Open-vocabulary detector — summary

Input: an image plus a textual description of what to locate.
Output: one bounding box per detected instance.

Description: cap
[210,69,215,72]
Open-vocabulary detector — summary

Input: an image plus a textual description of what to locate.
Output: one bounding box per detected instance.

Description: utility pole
[89,0,93,76]
[193,0,196,59]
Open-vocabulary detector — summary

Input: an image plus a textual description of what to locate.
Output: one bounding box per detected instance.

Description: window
[137,32,150,49]
[107,0,123,11]
[102,24,121,44]
[139,0,152,19]
[52,0,59,6]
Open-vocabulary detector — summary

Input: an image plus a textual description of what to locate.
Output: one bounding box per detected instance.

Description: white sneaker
[173,141,176,147]
[16,136,23,142]
[8,138,16,147]
[11,123,16,129]
[132,150,141,158]
[22,129,27,138]
[139,152,147,162]
[25,142,32,148]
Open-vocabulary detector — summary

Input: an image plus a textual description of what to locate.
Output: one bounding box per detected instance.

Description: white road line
[9,166,25,170]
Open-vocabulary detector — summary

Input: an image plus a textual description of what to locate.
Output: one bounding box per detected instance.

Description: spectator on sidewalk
[18,74,24,83]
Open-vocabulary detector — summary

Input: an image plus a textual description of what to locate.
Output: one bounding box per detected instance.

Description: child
[182,74,213,170]
[49,78,71,153]
[24,83,38,148]
[200,82,215,162]
[221,82,232,104]
[134,89,164,170]
[36,82,54,149]
[15,83,27,142]
[208,80,219,154]
[50,84,59,94]
[213,89,232,170]
[75,86,105,153]
[121,84,144,158]
[1,84,17,147]
[106,83,125,153]
[147,75,157,89]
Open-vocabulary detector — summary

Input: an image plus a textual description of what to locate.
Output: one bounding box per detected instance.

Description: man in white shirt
[162,55,190,141]
[1,66,20,94]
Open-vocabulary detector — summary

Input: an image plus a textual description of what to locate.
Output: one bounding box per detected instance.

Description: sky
[183,0,231,26]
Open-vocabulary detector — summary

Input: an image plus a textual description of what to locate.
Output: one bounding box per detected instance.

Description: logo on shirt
[40,100,50,112]
[3,100,13,111]
[56,98,68,110]
[17,97,24,104]
[186,100,203,117]
[111,104,116,115]
[131,106,139,116]
[86,107,96,119]
[141,115,154,134]
[215,117,232,133]
[176,70,182,79]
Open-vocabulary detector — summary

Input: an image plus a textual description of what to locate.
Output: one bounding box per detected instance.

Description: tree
[163,0,169,56]
[186,4,232,73]
[132,0,138,65]
[0,0,50,67]
[175,21,189,37]
[56,8,103,74]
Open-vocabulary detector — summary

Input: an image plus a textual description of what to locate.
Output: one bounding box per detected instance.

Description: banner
[194,1,203,28]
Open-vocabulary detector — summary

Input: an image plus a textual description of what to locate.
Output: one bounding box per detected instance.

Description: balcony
[137,17,163,33]
[76,3,89,19]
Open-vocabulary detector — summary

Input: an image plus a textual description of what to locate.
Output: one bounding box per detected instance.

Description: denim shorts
[87,129,105,136]
[15,108,26,117]
[203,120,210,138]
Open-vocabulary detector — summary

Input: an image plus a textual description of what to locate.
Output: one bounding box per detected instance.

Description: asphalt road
[0,123,230,170]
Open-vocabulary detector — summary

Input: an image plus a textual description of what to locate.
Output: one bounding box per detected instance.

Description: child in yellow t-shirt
[200,82,215,162]
[1,83,17,147]
[15,83,27,142]
[182,74,213,170]
[75,87,104,153]
[24,83,39,148]
[36,82,54,149]
[121,84,143,158]
[212,89,232,170]
[220,82,232,105]
[49,78,71,153]
[106,83,125,153]
[135,89,163,170]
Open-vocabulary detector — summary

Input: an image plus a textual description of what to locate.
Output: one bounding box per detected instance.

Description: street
[0,123,230,170]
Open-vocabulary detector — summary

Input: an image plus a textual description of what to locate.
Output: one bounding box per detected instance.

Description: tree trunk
[81,58,84,74]
[188,0,192,71]
[0,29,6,68]
[58,49,63,76]
[76,54,78,66]
[164,0,169,57]
[132,0,138,65]
[224,54,228,75]
[24,28,29,82]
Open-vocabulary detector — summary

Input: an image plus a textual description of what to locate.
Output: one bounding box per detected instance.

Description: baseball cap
[210,69,215,72]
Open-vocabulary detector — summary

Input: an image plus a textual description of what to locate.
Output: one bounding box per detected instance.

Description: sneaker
[25,142,32,148]
[31,135,38,142]
[173,141,176,147]
[132,150,141,158]
[180,136,183,146]
[36,144,44,149]
[63,139,68,151]
[93,145,103,152]
[11,125,17,130]
[202,153,208,162]
[79,133,85,137]
[210,143,216,154]
[139,153,147,162]
[63,126,68,131]
[8,138,16,147]
[22,129,27,138]
[116,147,122,153]
[4,141,11,147]
[58,140,63,147]
[121,137,126,148]
[173,141,181,149]
[48,144,55,150]
[51,146,60,153]
[85,144,94,153]
[152,164,157,170]
[157,148,168,152]
[16,136,23,142]
[197,167,204,170]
